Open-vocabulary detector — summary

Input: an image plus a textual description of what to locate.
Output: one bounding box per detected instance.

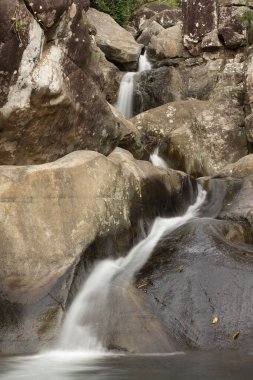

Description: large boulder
[131,60,247,176]
[136,175,253,351]
[137,20,164,46]
[86,8,142,69]
[90,40,121,104]
[187,58,224,100]
[218,154,253,177]
[147,24,187,60]
[0,0,122,165]
[132,99,246,176]
[218,6,247,49]
[134,66,187,115]
[134,57,225,115]
[182,0,219,55]
[0,148,194,354]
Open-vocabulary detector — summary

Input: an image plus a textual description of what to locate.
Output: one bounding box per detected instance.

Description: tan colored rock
[0,148,189,304]
[131,95,246,176]
[86,8,142,69]
[219,0,253,4]
[245,51,253,143]
[147,24,186,60]
[131,58,247,176]
[137,20,164,46]
[188,59,224,100]
[91,41,121,104]
[201,30,223,50]
[219,154,253,177]
[109,105,144,158]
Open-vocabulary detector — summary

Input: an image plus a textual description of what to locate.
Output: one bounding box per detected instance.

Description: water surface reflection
[0,351,253,380]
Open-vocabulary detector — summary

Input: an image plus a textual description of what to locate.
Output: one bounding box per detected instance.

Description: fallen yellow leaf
[233,332,240,340]
[212,316,219,324]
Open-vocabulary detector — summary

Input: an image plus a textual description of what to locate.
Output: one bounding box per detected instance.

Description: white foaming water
[57,186,206,352]
[150,147,168,170]
[138,51,152,72]
[116,51,151,118]
[116,72,135,119]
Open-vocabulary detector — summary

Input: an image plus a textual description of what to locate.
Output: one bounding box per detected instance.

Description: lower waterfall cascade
[57,185,206,353]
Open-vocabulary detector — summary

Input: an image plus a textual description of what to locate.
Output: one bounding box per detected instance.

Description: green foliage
[236,0,253,45]
[90,0,181,26]
[90,0,138,25]
[16,20,25,32]
[11,1,26,43]
[145,0,181,7]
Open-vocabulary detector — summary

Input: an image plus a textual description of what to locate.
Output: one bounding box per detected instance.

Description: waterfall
[115,72,135,119]
[150,147,168,170]
[115,51,152,119]
[57,186,206,352]
[138,51,152,72]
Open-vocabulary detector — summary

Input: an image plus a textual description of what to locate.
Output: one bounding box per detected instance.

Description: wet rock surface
[137,176,253,351]
[134,66,187,115]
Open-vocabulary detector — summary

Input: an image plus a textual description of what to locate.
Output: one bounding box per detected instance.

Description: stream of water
[57,186,206,352]
[116,50,151,118]
[150,147,168,170]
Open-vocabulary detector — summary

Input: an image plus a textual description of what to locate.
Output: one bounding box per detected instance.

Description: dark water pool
[0,351,253,380]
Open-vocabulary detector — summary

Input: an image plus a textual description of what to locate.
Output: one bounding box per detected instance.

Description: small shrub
[90,0,138,25]
[236,0,253,45]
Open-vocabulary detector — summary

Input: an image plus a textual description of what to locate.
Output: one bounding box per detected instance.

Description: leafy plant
[236,0,253,46]
[11,0,26,43]
[90,0,181,26]
[144,0,181,7]
[16,20,25,32]
[91,0,138,25]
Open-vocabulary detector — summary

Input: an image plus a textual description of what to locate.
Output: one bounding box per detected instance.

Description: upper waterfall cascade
[116,51,152,119]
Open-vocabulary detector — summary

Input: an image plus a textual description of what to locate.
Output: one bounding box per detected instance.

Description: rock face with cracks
[0,0,122,165]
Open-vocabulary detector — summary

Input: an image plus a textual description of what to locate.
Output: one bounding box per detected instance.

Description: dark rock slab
[182,0,218,55]
[136,176,253,351]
